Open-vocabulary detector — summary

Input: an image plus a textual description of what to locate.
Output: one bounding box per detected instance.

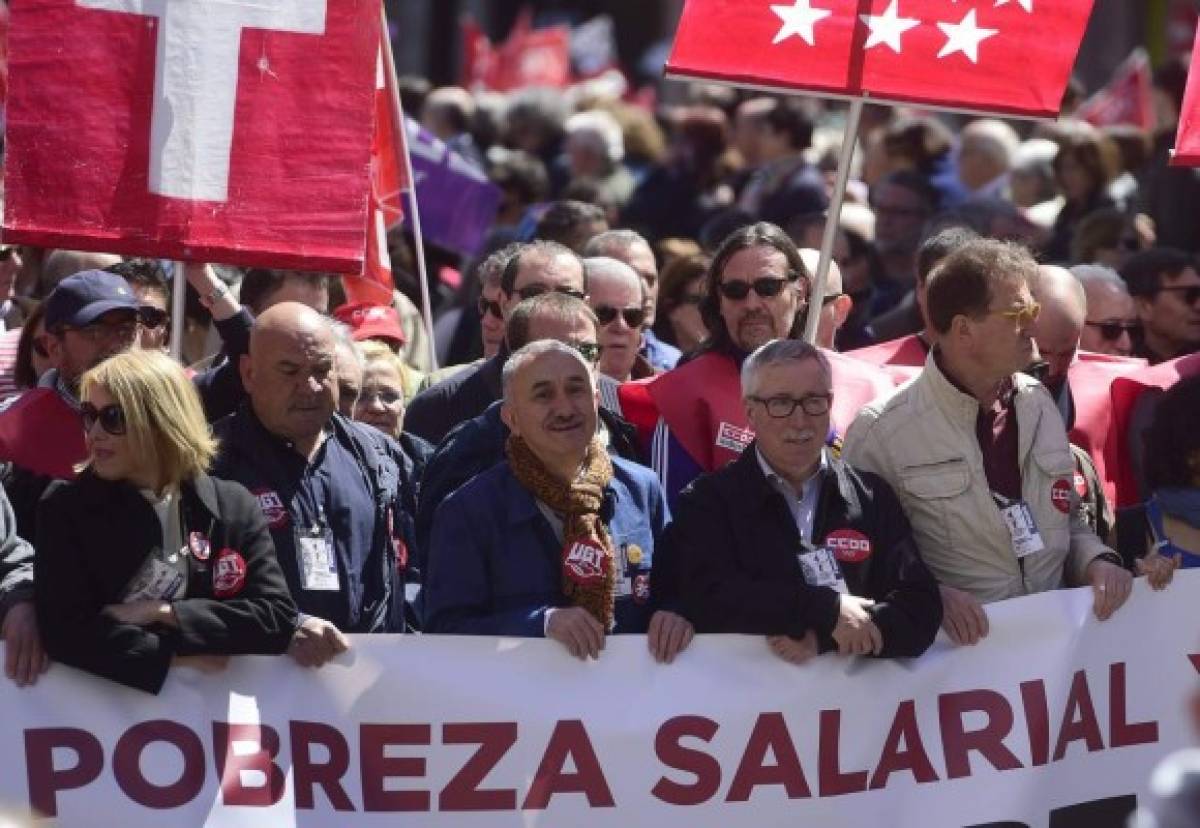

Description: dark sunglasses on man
[81,402,127,436]
[717,277,792,302]
[1158,285,1200,306]
[138,307,169,330]
[594,305,647,328]
[477,296,503,320]
[1083,320,1141,341]
[515,284,586,302]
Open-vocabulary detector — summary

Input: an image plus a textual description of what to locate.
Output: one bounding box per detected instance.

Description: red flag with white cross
[3,0,378,271]
[667,0,1094,118]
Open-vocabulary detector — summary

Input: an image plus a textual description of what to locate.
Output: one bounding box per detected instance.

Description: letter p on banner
[3,0,378,272]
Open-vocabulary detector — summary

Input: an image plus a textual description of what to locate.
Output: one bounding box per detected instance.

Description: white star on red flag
[770,0,833,46]
[937,9,999,64]
[860,0,920,54]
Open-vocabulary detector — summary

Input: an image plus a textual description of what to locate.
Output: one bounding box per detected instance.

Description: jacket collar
[730,442,859,516]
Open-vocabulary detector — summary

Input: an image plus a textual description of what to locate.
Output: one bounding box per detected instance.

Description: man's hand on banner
[1136,551,1181,590]
[647,610,694,664]
[545,607,605,661]
[832,594,882,656]
[1,601,48,687]
[184,262,240,322]
[289,616,351,668]
[939,585,989,646]
[767,631,818,665]
[1087,558,1134,621]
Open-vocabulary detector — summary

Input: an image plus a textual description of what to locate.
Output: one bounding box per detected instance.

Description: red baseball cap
[333,302,406,346]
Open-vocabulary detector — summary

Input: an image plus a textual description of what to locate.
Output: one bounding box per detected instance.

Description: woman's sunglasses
[81,403,126,436]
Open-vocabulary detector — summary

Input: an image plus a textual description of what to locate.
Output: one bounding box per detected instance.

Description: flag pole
[803,97,864,345]
[170,261,187,362]
[379,5,439,371]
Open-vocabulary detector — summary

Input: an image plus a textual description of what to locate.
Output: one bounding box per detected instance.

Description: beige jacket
[843,353,1110,603]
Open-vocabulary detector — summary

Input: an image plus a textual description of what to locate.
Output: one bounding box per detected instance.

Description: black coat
[664,444,942,658]
[34,471,297,694]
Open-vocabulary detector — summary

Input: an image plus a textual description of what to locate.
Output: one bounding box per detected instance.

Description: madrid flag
[3,0,379,271]
[667,0,1094,119]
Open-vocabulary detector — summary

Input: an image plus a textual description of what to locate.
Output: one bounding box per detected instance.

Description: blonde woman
[34,350,297,694]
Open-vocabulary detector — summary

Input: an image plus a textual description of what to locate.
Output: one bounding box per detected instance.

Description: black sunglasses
[515,284,586,302]
[81,402,126,436]
[477,296,503,320]
[1084,320,1140,341]
[139,307,169,330]
[594,305,647,328]
[1159,286,1200,305]
[718,277,792,302]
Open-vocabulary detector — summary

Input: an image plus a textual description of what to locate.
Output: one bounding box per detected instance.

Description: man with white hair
[666,338,941,662]
[1072,265,1140,357]
[799,248,852,351]
[585,257,651,382]
[564,109,635,209]
[423,340,693,663]
[957,119,1021,199]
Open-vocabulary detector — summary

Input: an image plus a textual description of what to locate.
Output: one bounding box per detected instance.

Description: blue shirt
[423,457,670,636]
[642,329,681,372]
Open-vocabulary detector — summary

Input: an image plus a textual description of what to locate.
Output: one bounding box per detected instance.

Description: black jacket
[664,444,942,658]
[404,353,504,446]
[211,407,427,633]
[34,472,297,694]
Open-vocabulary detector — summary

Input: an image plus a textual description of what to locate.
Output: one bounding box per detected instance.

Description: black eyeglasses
[81,402,126,436]
[1084,320,1141,341]
[748,393,832,418]
[477,296,503,320]
[1158,286,1200,305]
[573,342,603,363]
[718,277,792,302]
[138,307,169,330]
[515,284,586,302]
[594,305,647,329]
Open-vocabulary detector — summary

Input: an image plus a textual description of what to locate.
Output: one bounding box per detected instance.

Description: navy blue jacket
[211,406,428,633]
[423,456,669,636]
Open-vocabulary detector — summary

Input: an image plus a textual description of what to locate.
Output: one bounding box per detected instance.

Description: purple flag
[403,118,500,257]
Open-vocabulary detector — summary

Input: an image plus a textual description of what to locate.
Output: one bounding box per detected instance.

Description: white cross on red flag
[3,0,379,271]
[667,0,1094,118]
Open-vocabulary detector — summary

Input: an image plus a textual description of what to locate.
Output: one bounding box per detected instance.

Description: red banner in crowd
[667,0,1094,118]
[3,0,378,271]
[1076,48,1154,131]
[462,9,571,92]
[1172,27,1200,167]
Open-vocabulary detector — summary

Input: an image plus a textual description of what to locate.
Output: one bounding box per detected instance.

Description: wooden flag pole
[380,5,439,371]
[170,261,187,362]
[803,97,864,345]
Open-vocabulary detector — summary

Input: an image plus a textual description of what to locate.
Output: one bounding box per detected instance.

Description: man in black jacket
[665,338,941,663]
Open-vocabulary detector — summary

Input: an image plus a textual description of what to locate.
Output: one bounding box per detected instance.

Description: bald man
[1032,265,1087,394]
[585,257,651,381]
[799,248,853,350]
[212,302,430,665]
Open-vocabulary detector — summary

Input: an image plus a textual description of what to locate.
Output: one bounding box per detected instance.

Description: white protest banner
[1,575,1196,827]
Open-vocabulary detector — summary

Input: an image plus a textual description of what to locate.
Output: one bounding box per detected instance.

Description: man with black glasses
[1121,247,1200,365]
[1072,264,1140,358]
[584,257,651,383]
[667,339,941,663]
[404,240,587,445]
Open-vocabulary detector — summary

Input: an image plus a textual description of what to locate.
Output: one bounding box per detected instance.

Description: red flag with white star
[667,0,1094,118]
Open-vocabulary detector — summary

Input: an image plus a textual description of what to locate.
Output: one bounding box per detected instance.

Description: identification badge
[798,545,848,594]
[298,533,340,591]
[999,500,1045,559]
[123,556,186,603]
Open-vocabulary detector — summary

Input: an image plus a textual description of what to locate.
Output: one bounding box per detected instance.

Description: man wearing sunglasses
[1122,247,1200,365]
[105,260,171,351]
[405,240,587,446]
[845,240,1152,649]
[584,257,652,383]
[1073,264,1140,358]
[667,339,941,663]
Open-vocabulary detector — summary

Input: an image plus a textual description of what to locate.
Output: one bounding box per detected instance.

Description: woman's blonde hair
[79,349,218,486]
[358,339,406,378]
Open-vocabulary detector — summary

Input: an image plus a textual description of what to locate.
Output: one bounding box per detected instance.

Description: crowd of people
[0,53,1196,713]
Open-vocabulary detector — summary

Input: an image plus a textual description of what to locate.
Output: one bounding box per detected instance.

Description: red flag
[667,0,1094,118]
[1172,27,1200,167]
[3,0,378,271]
[461,8,571,91]
[1076,48,1154,130]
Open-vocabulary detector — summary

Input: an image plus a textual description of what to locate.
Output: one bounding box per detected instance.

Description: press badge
[996,496,1045,559]
[123,555,186,603]
[798,542,849,594]
[298,530,340,591]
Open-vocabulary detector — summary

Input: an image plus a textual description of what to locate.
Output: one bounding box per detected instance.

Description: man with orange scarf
[423,341,692,663]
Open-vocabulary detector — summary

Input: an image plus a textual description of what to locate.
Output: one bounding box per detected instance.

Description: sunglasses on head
[81,402,126,436]
[1159,285,1200,306]
[515,284,586,302]
[477,296,503,320]
[594,305,647,328]
[717,277,791,302]
[1084,320,1140,341]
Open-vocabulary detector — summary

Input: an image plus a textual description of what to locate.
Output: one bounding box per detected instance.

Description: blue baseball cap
[44,269,141,330]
